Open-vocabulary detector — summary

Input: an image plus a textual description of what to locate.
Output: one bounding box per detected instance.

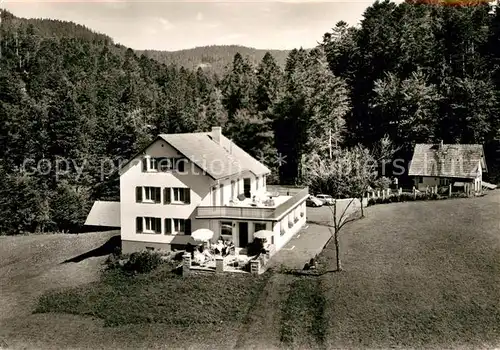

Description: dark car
[306,195,323,207]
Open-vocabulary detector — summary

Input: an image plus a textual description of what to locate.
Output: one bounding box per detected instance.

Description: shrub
[367,198,376,206]
[105,249,171,274]
[117,250,163,274]
[104,252,123,270]
[247,238,265,256]
[372,176,392,190]
[399,193,414,202]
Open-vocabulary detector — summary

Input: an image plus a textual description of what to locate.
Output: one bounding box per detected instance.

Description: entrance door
[238,222,248,247]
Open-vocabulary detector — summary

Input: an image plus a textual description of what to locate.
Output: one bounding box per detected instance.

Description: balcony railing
[196,187,309,220]
[273,187,309,220]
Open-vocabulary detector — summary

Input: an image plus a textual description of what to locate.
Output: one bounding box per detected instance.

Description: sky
[1,0,404,51]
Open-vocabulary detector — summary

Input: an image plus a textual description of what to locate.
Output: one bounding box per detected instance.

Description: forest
[1,0,499,235]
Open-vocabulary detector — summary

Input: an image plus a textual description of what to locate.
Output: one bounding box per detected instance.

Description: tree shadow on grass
[280,269,340,277]
[306,220,333,227]
[61,235,121,264]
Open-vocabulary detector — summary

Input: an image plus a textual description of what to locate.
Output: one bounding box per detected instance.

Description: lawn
[1,191,499,349]
[315,190,500,349]
[0,232,269,349]
[35,266,269,327]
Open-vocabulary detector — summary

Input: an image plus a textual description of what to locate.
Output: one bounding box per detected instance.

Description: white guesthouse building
[85,127,308,254]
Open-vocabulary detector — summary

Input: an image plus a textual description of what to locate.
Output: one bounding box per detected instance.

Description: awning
[84,201,121,227]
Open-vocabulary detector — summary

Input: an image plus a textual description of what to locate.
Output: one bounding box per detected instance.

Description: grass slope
[2,192,499,349]
[318,191,500,348]
[35,268,268,327]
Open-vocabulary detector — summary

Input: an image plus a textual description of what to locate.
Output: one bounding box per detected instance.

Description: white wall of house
[119,138,272,249]
[272,201,307,251]
[120,139,214,245]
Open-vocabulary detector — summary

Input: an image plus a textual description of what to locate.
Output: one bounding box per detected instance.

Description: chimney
[212,126,222,144]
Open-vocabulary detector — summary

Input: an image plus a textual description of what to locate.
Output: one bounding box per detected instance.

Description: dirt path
[233,273,294,350]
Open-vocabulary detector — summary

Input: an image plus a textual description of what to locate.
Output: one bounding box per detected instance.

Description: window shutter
[164,188,171,204]
[184,219,191,235]
[178,159,185,172]
[136,217,143,233]
[165,219,171,234]
[155,187,161,203]
[185,189,191,204]
[155,218,161,233]
[142,158,147,172]
[136,187,142,202]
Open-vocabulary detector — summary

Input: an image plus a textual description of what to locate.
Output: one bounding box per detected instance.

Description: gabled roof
[159,132,270,180]
[84,201,120,227]
[409,143,486,179]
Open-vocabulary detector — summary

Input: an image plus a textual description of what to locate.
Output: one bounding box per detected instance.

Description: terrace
[195,187,309,221]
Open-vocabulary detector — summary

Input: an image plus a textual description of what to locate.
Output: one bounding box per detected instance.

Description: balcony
[196,187,309,221]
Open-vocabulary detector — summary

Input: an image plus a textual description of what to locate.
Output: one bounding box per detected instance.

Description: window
[256,177,259,191]
[231,181,235,198]
[136,217,161,234]
[418,177,423,184]
[157,157,172,171]
[254,223,266,232]
[440,178,449,186]
[173,219,185,234]
[220,184,224,205]
[155,157,185,172]
[136,187,161,203]
[150,157,158,171]
[221,221,232,237]
[164,188,190,204]
[146,247,154,251]
[243,178,251,198]
[144,187,161,202]
[280,218,286,236]
[173,188,184,202]
[164,218,190,235]
[141,156,158,172]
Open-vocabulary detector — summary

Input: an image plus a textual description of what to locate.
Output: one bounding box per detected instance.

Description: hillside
[138,45,291,75]
[1,11,289,75]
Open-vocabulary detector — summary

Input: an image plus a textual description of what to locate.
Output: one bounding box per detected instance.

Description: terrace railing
[196,206,275,220]
[196,186,309,220]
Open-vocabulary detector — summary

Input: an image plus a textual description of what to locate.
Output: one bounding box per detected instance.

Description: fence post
[399,187,402,195]
[413,186,416,199]
[215,257,224,273]
[182,253,191,276]
[449,184,452,197]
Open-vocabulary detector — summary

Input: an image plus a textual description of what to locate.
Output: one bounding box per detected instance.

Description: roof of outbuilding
[408,143,486,179]
[84,201,120,227]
